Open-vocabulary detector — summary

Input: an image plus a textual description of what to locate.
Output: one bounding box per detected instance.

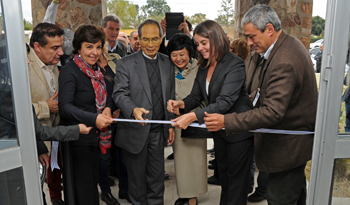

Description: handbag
[180,122,213,138]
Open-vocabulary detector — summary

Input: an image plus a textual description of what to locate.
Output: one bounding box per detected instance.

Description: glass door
[0,0,43,204]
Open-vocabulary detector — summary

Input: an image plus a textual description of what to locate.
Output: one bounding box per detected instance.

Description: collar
[129,43,136,53]
[108,40,118,52]
[33,51,55,71]
[262,39,278,60]
[142,51,157,59]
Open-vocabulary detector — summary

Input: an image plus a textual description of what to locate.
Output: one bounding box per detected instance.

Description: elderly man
[112,19,175,205]
[129,30,140,53]
[102,15,127,57]
[28,22,64,205]
[204,4,318,205]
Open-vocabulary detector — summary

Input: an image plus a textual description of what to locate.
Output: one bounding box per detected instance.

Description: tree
[215,0,234,25]
[188,13,207,25]
[23,19,33,30]
[140,0,171,23]
[311,16,325,36]
[107,0,138,29]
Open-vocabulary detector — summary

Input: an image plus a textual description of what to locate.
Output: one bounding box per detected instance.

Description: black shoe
[119,192,131,203]
[207,175,220,185]
[207,148,215,154]
[101,193,120,205]
[51,199,64,205]
[209,159,215,164]
[208,163,216,170]
[174,198,190,205]
[109,176,116,186]
[248,192,266,202]
[167,153,174,160]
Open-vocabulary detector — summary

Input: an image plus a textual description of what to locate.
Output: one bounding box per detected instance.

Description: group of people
[27,1,317,205]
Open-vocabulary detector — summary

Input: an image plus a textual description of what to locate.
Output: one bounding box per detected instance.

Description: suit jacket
[27,47,60,127]
[182,52,253,143]
[112,51,175,154]
[109,41,127,57]
[245,50,264,103]
[224,31,318,173]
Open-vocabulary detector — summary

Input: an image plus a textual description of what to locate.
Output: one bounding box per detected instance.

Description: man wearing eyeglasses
[111,19,175,205]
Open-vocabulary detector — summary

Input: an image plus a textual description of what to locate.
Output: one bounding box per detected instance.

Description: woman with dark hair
[230,38,250,61]
[167,33,207,205]
[167,20,254,205]
[58,25,113,205]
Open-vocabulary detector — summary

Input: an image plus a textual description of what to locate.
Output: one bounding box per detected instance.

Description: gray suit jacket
[225,31,318,173]
[112,51,175,154]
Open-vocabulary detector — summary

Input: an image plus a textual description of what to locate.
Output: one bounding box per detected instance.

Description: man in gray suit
[204,4,317,205]
[112,19,175,205]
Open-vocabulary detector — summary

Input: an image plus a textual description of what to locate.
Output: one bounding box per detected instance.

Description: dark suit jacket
[109,41,128,57]
[112,51,175,154]
[182,52,253,143]
[225,31,318,173]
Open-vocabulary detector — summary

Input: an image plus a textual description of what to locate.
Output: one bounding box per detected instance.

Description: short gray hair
[138,19,163,39]
[130,30,138,38]
[241,4,281,32]
[102,15,123,28]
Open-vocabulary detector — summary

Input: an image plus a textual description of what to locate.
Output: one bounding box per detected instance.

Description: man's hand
[167,100,184,114]
[171,112,197,129]
[204,112,225,131]
[78,124,93,134]
[96,114,113,129]
[167,128,175,144]
[178,17,190,36]
[160,18,167,34]
[38,153,49,166]
[46,92,59,113]
[133,107,149,125]
[112,109,121,119]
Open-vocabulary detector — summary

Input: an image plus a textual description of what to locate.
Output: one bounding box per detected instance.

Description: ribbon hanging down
[112,118,314,135]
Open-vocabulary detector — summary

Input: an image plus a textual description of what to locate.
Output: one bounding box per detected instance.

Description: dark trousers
[47,143,62,202]
[266,163,307,205]
[71,146,99,205]
[255,171,269,196]
[116,146,128,193]
[213,131,254,205]
[99,143,112,194]
[123,131,165,205]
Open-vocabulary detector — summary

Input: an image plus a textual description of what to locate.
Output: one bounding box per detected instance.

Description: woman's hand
[112,109,121,119]
[78,124,93,134]
[38,153,49,167]
[167,100,184,114]
[171,112,197,129]
[96,114,113,129]
[102,107,112,117]
[167,128,175,144]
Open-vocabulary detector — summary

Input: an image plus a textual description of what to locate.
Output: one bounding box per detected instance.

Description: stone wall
[31,0,107,31]
[234,0,313,49]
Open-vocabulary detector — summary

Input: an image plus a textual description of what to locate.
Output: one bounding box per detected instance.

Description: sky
[21,0,328,22]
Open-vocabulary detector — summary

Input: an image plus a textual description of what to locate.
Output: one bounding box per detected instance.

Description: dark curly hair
[72,25,106,54]
[167,33,194,64]
[29,23,64,48]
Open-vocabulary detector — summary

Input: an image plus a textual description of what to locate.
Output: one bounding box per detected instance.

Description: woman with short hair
[168,20,254,205]
[58,25,113,205]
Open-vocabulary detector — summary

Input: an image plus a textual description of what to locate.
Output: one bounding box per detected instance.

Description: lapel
[158,54,168,106]
[258,31,288,88]
[28,47,51,94]
[134,51,152,104]
[208,53,227,100]
[199,66,209,103]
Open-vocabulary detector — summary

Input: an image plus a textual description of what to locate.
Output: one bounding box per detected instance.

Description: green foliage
[107,0,138,29]
[310,35,323,43]
[186,13,207,25]
[312,16,325,36]
[23,18,33,30]
[142,0,170,17]
[215,0,234,25]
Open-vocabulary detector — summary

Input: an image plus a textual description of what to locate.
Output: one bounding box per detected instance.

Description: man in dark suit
[112,19,175,205]
[204,4,318,205]
[102,15,127,57]
[314,44,323,73]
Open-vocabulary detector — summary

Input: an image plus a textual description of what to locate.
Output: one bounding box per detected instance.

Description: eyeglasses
[140,37,161,44]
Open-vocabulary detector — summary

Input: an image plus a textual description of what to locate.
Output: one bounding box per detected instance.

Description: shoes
[208,163,216,170]
[207,148,214,154]
[207,175,220,185]
[119,192,131,203]
[101,193,120,205]
[167,153,174,160]
[164,171,170,179]
[51,199,64,205]
[209,159,215,164]
[109,176,116,186]
[248,192,266,202]
[174,198,198,205]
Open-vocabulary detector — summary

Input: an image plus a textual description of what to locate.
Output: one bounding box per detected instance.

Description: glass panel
[332,159,350,204]
[0,167,27,205]
[0,1,18,149]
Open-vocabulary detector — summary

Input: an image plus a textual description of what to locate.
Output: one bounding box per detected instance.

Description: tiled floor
[43,139,267,205]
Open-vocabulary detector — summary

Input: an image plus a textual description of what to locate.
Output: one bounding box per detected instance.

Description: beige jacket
[27,47,60,127]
